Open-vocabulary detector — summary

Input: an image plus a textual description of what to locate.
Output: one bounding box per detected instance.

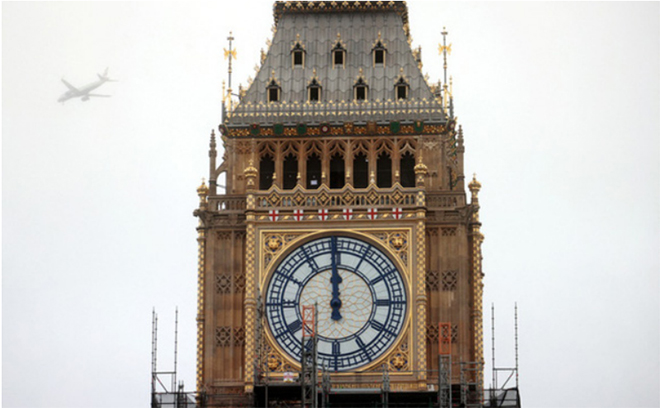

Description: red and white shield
[392,207,403,220]
[367,208,378,220]
[293,209,304,221]
[268,209,279,222]
[343,208,353,220]
[318,208,329,221]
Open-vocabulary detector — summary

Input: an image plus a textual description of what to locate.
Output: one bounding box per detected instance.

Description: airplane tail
[98,68,117,81]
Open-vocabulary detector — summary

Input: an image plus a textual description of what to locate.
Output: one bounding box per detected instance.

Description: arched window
[332,35,346,68]
[353,152,368,188]
[372,33,387,66]
[259,154,274,190]
[377,152,392,188]
[308,78,322,102]
[374,48,385,65]
[354,77,368,101]
[395,75,409,100]
[283,153,298,190]
[292,44,305,68]
[400,151,415,187]
[330,153,345,189]
[306,153,321,189]
[293,49,304,66]
[267,78,281,103]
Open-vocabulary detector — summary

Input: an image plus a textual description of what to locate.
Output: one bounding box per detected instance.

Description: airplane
[58,68,116,103]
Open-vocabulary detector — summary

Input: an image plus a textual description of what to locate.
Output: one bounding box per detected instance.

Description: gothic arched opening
[353,152,368,188]
[400,151,415,187]
[307,153,321,189]
[259,154,274,190]
[330,153,345,189]
[377,152,392,188]
[283,153,298,189]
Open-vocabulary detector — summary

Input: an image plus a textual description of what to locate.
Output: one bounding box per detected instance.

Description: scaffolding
[381,364,390,408]
[484,303,521,408]
[437,322,452,408]
[321,363,331,408]
[150,305,522,408]
[152,308,197,408]
[300,304,318,408]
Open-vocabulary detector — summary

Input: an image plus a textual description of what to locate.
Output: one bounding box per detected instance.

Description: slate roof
[225,1,446,128]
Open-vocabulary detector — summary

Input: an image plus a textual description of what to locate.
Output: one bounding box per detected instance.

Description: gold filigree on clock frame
[357,325,410,374]
[262,232,307,269]
[260,341,295,373]
[363,230,409,266]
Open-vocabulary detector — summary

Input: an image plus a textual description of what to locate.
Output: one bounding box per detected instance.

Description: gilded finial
[468,173,481,191]
[197,178,209,206]
[439,27,452,112]
[244,161,258,190]
[414,154,428,175]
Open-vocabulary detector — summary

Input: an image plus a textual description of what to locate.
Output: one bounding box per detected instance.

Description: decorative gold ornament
[267,236,282,251]
[391,353,406,370]
[390,233,405,250]
[267,354,281,371]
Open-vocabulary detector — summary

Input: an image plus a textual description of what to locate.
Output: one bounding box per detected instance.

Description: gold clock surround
[257,228,416,376]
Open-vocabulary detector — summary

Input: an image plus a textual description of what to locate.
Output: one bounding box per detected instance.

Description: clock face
[265,235,407,371]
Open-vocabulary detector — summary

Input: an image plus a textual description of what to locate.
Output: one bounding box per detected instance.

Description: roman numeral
[356,336,372,359]
[287,319,302,333]
[371,320,396,337]
[332,340,341,356]
[370,275,385,285]
[371,320,385,331]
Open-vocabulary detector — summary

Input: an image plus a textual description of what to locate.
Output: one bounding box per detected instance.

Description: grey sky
[3,2,659,407]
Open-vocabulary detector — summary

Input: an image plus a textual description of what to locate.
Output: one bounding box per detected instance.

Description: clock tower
[194,2,484,406]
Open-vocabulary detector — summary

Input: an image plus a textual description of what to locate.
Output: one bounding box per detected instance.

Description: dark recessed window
[377,152,392,188]
[400,151,415,187]
[396,84,407,100]
[283,154,298,190]
[307,153,321,189]
[334,49,344,66]
[330,153,345,189]
[372,34,387,66]
[308,77,322,102]
[267,77,281,103]
[259,154,274,190]
[309,86,320,102]
[353,152,368,188]
[268,87,279,103]
[356,85,367,101]
[374,49,385,65]
[293,50,304,66]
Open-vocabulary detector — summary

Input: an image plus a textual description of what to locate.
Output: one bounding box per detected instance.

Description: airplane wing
[87,94,111,98]
[61,78,79,92]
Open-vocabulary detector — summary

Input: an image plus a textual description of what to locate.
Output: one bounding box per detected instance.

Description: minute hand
[330,236,342,321]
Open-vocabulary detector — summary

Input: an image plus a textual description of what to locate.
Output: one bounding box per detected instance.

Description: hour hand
[330,271,342,320]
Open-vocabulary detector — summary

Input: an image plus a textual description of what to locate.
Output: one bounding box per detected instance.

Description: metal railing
[227,98,445,125]
[207,188,466,213]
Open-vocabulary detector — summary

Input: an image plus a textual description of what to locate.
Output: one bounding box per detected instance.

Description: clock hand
[330,236,342,321]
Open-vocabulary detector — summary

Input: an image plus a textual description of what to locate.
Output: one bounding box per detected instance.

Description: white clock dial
[265,235,407,371]
[299,269,373,339]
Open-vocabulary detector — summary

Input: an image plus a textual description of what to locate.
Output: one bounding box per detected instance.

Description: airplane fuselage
[58,70,114,103]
